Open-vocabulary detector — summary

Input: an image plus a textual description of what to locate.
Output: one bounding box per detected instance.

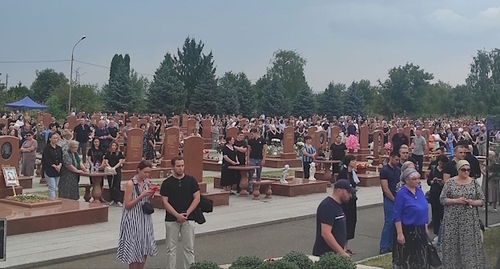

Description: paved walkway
[4,171,429,269]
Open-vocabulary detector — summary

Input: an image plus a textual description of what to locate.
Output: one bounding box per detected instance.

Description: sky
[1,0,500,92]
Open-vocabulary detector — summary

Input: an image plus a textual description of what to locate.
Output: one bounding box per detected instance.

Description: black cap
[334,179,356,194]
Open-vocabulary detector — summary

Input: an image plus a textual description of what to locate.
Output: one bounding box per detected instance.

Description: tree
[343,82,365,117]
[466,49,500,114]
[267,50,308,105]
[378,63,433,116]
[31,69,69,103]
[189,67,219,115]
[148,53,186,115]
[253,75,271,112]
[175,37,216,109]
[104,54,133,112]
[261,79,288,117]
[292,85,315,118]
[49,83,103,115]
[317,82,345,118]
[235,72,254,117]
[0,82,33,104]
[218,72,240,115]
[130,69,149,114]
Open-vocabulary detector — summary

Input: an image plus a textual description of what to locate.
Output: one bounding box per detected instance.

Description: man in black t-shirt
[234,131,248,193]
[107,119,119,146]
[313,179,356,257]
[443,144,466,183]
[160,156,200,269]
[74,118,91,163]
[247,128,267,192]
[392,128,409,154]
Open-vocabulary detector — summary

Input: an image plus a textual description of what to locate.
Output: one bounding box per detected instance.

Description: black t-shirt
[392,134,409,153]
[329,143,347,161]
[222,145,237,165]
[48,122,60,130]
[105,151,124,167]
[465,153,481,178]
[74,124,91,143]
[312,197,346,256]
[248,137,266,159]
[160,175,200,222]
[87,147,104,165]
[443,159,458,179]
[233,140,247,164]
[108,126,119,141]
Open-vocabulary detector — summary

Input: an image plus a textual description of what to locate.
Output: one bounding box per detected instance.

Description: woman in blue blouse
[392,168,430,269]
[301,135,316,179]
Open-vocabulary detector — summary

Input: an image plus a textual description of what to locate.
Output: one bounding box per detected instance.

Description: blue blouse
[393,185,429,226]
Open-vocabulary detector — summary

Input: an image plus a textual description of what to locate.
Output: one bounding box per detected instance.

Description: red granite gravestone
[202,119,212,138]
[281,126,295,159]
[373,129,384,160]
[187,118,196,136]
[91,115,101,124]
[77,112,85,119]
[389,126,397,145]
[404,126,411,140]
[360,125,368,149]
[308,126,317,143]
[172,115,180,127]
[161,127,180,168]
[129,116,139,128]
[226,127,238,140]
[0,136,23,197]
[160,116,167,136]
[42,113,52,129]
[0,119,7,133]
[138,118,147,128]
[66,115,77,130]
[181,114,188,134]
[183,136,203,183]
[123,128,143,170]
[329,126,341,147]
[314,130,327,152]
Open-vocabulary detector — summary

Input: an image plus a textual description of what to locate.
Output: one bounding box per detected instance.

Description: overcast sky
[1,0,500,92]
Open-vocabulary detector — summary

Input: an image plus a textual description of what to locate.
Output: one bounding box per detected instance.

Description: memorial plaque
[313,130,327,151]
[66,115,77,130]
[182,114,188,129]
[187,118,196,136]
[125,128,143,162]
[42,113,52,129]
[281,126,295,159]
[0,136,19,190]
[163,127,179,160]
[129,116,139,128]
[183,136,203,183]
[373,130,383,159]
[202,119,212,138]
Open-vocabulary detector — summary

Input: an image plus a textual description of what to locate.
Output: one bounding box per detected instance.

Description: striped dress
[117,177,158,264]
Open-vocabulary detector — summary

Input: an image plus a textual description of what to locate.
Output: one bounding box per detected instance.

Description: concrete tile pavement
[4,174,430,269]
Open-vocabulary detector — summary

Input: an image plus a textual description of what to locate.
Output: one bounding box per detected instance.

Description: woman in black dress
[426,154,447,235]
[329,135,348,175]
[220,136,239,194]
[337,154,358,255]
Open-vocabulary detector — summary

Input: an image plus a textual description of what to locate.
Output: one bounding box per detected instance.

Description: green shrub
[281,251,313,269]
[189,260,220,269]
[230,255,264,269]
[312,252,356,269]
[257,260,300,269]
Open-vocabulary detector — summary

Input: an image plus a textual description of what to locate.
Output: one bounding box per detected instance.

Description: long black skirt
[392,224,430,269]
[341,197,357,240]
[220,164,237,187]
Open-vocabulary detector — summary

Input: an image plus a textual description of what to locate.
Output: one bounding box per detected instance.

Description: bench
[249,180,274,200]
[78,184,92,202]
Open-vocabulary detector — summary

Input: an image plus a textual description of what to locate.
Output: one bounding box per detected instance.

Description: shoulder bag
[473,180,486,232]
[134,183,154,215]
[426,236,442,267]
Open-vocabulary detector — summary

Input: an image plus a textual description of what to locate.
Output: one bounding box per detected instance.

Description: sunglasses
[460,168,470,172]
[26,135,32,137]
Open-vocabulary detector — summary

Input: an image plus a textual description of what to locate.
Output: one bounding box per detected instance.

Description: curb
[6,202,383,269]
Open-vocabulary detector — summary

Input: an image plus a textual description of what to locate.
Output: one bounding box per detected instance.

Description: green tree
[189,67,219,115]
[104,54,133,112]
[378,63,433,116]
[46,94,65,120]
[466,49,500,114]
[30,69,69,103]
[292,85,315,118]
[261,79,288,117]
[253,75,271,112]
[317,82,345,118]
[343,82,365,117]
[175,37,216,109]
[218,72,240,115]
[267,50,308,105]
[235,72,254,117]
[130,69,149,113]
[148,53,186,115]
[49,83,103,115]
[0,82,33,103]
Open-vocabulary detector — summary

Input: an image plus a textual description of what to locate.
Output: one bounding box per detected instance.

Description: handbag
[426,236,442,267]
[134,183,154,215]
[199,195,213,213]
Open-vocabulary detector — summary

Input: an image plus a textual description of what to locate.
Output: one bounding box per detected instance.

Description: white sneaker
[117,202,123,207]
[109,201,115,206]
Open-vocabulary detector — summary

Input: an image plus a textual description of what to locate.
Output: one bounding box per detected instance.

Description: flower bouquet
[380,142,391,156]
[295,141,304,156]
[345,135,359,153]
[356,162,369,174]
[203,149,209,159]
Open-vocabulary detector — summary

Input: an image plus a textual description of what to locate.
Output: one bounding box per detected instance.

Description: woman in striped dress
[301,135,316,179]
[117,160,158,269]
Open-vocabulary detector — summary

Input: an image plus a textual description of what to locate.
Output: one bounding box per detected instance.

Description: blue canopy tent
[3,96,49,110]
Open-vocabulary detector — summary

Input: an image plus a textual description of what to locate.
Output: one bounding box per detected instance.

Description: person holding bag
[439,160,487,269]
[117,160,158,269]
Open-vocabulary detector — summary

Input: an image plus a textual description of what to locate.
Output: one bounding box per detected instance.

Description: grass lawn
[361,226,500,268]
[260,170,294,178]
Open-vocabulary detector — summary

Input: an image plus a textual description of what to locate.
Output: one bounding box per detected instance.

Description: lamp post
[68,35,86,114]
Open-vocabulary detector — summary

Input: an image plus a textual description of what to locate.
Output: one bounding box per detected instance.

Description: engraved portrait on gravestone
[1,142,12,160]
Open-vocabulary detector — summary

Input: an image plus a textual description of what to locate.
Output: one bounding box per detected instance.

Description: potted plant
[281,251,313,269]
[230,256,264,268]
[189,261,220,269]
[345,135,358,153]
[312,252,356,269]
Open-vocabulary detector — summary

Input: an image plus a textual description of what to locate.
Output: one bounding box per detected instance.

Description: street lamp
[68,35,86,114]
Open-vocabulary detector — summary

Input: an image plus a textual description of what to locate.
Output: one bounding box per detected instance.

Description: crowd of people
[2,110,500,268]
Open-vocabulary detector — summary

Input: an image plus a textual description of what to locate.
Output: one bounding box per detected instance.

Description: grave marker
[161,127,180,167]
[183,136,203,183]
[123,128,143,170]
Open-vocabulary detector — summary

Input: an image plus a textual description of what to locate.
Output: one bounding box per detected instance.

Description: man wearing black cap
[313,179,356,258]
